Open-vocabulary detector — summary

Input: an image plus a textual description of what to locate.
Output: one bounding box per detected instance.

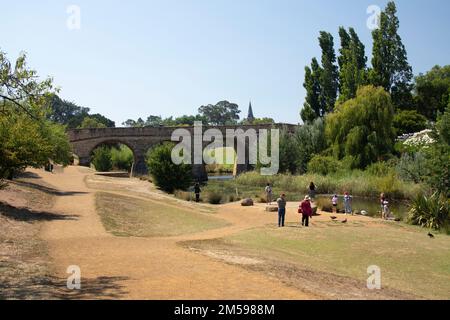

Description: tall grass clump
[408,192,449,230]
[207,192,223,204]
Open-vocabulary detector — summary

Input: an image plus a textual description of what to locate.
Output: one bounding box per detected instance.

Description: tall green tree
[369,1,413,110]
[338,27,367,101]
[318,31,339,114]
[301,58,322,123]
[326,86,396,169]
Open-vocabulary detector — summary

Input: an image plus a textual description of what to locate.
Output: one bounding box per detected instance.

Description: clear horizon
[2,0,449,126]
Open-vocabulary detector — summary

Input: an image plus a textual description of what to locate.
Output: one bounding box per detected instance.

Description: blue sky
[1,0,449,125]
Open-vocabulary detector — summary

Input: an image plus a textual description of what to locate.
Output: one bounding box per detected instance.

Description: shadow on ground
[13,180,88,197]
[0,275,130,300]
[0,202,78,222]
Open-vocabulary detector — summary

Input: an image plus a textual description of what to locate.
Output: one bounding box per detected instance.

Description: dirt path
[37,166,316,299]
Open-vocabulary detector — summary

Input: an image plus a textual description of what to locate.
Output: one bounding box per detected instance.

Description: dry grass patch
[95,192,229,237]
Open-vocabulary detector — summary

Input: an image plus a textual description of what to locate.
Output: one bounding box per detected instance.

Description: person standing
[265,183,273,205]
[344,192,352,215]
[332,194,339,213]
[309,182,316,200]
[194,183,201,203]
[276,194,287,227]
[300,196,313,227]
[380,193,386,216]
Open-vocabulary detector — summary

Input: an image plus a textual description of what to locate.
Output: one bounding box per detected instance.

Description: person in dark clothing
[194,183,201,202]
[300,196,313,227]
[309,182,316,200]
[276,194,287,227]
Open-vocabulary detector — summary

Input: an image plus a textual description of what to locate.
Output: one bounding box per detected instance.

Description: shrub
[393,110,428,135]
[366,161,395,176]
[92,146,113,172]
[111,145,133,172]
[408,192,449,230]
[395,152,428,183]
[174,190,192,201]
[307,155,341,175]
[207,192,222,204]
[146,142,192,193]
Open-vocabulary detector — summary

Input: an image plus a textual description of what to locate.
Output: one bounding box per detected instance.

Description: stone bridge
[67,123,297,181]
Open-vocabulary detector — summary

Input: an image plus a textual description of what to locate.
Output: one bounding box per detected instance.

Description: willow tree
[326,86,395,169]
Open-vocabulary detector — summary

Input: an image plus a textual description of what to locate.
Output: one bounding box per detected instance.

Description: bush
[146,142,192,193]
[408,192,450,230]
[395,152,428,183]
[111,145,134,172]
[366,161,395,176]
[307,155,341,175]
[92,146,113,172]
[207,192,222,204]
[393,110,428,135]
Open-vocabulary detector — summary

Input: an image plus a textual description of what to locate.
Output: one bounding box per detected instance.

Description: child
[382,200,391,220]
[265,183,273,205]
[332,194,339,213]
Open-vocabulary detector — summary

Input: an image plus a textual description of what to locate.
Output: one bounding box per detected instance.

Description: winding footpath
[37,166,313,299]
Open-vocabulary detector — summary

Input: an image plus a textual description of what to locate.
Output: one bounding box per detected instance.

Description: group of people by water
[264,182,393,228]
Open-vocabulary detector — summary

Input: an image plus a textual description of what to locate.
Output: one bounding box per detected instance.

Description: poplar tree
[370,1,413,109]
[318,31,339,114]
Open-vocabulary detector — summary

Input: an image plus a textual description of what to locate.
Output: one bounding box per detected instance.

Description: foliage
[207,192,223,205]
[111,145,134,172]
[369,1,413,110]
[47,94,115,128]
[307,155,341,175]
[122,114,208,127]
[0,108,72,179]
[240,117,275,125]
[338,27,367,101]
[366,161,396,177]
[91,146,113,172]
[414,65,450,120]
[198,100,241,125]
[436,100,450,145]
[393,110,428,135]
[301,58,323,122]
[395,152,428,183]
[146,142,192,193]
[408,192,449,230]
[293,118,327,173]
[325,86,395,168]
[79,116,107,128]
[318,31,339,114]
[278,129,301,174]
[0,50,72,179]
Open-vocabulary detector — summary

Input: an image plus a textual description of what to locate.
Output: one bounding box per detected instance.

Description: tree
[79,116,107,128]
[0,50,71,179]
[278,129,300,174]
[241,117,275,125]
[146,142,192,193]
[393,110,428,135]
[369,1,413,110]
[338,27,367,101]
[198,100,240,125]
[414,65,450,120]
[294,118,327,174]
[326,86,396,169]
[301,58,323,122]
[91,146,112,172]
[318,31,339,114]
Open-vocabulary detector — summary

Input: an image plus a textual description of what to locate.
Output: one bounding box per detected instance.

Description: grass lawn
[183,220,450,299]
[95,192,229,237]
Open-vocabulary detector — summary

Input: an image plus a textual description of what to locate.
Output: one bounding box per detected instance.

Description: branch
[0,95,38,120]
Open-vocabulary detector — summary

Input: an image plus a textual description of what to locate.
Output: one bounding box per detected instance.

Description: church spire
[247,100,255,123]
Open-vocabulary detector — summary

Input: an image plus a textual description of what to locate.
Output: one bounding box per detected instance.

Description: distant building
[247,101,255,123]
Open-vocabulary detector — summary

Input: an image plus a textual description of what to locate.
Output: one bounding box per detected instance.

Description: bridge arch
[68,124,297,181]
